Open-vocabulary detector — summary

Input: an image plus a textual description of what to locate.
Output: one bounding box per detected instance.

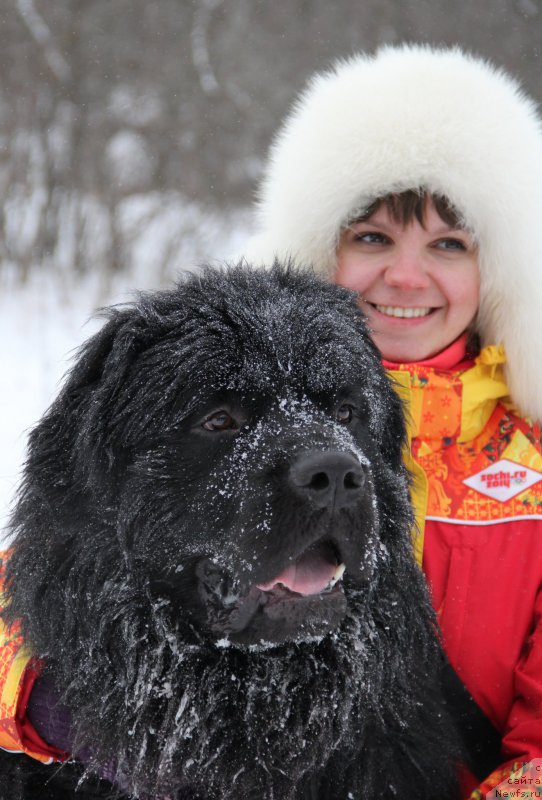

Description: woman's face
[334,199,480,362]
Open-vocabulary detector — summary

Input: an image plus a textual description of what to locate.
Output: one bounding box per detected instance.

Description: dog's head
[10,263,411,648]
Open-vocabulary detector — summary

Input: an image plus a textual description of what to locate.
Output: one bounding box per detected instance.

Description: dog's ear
[25,306,147,499]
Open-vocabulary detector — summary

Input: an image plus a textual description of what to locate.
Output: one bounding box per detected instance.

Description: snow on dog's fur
[1,263,461,799]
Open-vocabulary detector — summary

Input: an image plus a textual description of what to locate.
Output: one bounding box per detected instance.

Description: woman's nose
[384,251,431,290]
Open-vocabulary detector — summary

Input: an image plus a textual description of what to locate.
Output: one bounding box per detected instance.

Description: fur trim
[246,44,542,420]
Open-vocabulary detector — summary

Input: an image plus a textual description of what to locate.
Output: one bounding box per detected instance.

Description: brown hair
[356,190,462,229]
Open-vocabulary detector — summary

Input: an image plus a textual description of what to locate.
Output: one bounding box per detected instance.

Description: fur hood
[246,44,542,420]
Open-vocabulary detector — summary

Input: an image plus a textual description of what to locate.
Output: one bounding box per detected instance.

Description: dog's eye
[336,404,353,424]
[202,411,238,432]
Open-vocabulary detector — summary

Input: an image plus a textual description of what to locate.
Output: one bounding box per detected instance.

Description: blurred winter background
[1,0,541,534]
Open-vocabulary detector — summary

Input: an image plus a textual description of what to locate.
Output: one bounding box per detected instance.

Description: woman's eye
[434,238,467,251]
[202,411,238,432]
[354,231,388,245]
[337,404,354,424]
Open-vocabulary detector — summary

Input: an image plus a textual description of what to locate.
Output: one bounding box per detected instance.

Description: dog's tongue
[256,546,338,596]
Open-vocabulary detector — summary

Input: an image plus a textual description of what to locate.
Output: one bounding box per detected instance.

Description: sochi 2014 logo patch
[463,458,542,503]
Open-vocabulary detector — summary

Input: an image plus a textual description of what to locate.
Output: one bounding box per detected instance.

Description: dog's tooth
[326,563,346,590]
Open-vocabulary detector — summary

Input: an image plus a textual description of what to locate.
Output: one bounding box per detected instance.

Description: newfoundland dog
[0,263,461,799]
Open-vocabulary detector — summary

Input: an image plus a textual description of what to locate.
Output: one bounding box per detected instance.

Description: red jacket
[389,344,542,797]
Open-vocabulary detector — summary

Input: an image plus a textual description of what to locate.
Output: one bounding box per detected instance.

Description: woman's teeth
[374,305,432,319]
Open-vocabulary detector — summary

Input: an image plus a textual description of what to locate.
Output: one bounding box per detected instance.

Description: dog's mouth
[197,540,349,646]
[255,540,346,596]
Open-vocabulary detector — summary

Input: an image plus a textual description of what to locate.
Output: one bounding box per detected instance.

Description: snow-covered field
[0,207,251,539]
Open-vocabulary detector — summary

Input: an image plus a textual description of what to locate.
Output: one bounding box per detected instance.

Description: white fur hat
[246,44,542,420]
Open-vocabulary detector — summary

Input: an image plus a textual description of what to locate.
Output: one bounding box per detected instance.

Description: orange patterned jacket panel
[0,551,66,764]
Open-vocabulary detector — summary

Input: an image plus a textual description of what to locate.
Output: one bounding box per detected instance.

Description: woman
[246,44,542,797]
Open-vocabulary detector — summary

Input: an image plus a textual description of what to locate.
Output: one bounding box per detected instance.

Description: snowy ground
[0,208,251,539]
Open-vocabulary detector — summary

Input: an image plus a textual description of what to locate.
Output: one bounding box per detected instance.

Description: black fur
[1,263,461,799]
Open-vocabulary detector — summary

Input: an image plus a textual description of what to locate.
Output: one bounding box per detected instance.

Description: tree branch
[14,0,70,83]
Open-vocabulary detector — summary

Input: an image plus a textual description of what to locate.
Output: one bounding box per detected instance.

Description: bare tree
[0,0,540,279]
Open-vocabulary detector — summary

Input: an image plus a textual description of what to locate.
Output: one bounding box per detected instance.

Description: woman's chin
[373,335,444,364]
[366,310,457,363]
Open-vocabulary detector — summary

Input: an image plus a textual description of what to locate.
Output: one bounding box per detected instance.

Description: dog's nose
[289,451,364,509]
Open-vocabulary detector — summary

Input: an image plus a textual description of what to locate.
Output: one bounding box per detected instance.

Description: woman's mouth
[371,304,435,319]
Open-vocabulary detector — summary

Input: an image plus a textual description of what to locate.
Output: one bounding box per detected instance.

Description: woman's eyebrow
[346,215,379,226]
[432,225,471,235]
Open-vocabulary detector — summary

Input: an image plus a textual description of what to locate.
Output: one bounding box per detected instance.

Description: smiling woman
[335,193,480,362]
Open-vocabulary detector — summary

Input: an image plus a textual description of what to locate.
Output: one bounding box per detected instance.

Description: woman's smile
[369,303,435,320]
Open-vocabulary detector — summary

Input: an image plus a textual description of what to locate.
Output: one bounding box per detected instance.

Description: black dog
[1,263,461,799]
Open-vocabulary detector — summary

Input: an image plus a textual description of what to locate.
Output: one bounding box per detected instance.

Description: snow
[0,205,251,538]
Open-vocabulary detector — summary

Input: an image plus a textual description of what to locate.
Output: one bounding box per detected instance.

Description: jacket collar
[386,345,510,445]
